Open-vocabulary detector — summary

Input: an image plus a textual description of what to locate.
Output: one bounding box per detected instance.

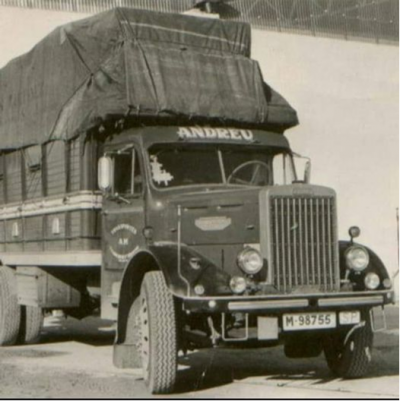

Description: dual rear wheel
[0,266,43,346]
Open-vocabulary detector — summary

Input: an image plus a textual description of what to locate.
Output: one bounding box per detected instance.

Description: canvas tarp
[0,8,298,150]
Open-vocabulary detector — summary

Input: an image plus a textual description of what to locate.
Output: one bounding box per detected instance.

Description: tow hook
[207,317,221,346]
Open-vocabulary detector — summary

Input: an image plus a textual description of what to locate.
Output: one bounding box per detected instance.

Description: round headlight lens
[230,276,247,294]
[345,246,369,271]
[383,278,392,289]
[237,247,263,275]
[364,272,380,290]
[194,284,205,295]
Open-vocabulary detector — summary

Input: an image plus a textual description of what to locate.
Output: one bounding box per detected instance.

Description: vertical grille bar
[292,199,300,285]
[286,198,293,288]
[327,198,334,290]
[274,198,281,291]
[280,198,287,293]
[321,198,327,291]
[315,198,321,286]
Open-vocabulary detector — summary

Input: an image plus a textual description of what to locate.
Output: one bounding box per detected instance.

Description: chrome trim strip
[318,296,384,307]
[228,299,309,311]
[0,192,102,220]
[179,290,393,303]
[0,251,102,267]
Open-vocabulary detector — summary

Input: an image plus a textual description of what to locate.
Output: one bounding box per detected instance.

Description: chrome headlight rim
[345,245,370,271]
[237,247,263,275]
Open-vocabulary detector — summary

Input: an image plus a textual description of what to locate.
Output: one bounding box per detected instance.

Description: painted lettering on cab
[177,127,254,141]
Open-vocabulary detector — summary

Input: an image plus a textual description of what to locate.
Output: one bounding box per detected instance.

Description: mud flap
[113,343,142,369]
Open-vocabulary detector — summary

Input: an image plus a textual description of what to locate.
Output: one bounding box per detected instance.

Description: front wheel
[323,310,373,378]
[140,271,178,394]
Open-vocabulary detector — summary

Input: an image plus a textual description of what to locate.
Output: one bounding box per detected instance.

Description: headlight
[230,276,247,294]
[345,246,369,271]
[383,278,392,289]
[194,284,205,295]
[237,247,263,275]
[364,272,380,290]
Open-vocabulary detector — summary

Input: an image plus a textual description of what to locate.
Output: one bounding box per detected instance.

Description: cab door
[101,145,146,319]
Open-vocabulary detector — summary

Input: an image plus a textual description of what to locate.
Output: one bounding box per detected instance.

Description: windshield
[148,144,295,189]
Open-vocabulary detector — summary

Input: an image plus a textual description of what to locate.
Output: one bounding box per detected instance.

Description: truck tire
[139,271,177,394]
[18,306,43,344]
[323,310,373,378]
[0,266,21,346]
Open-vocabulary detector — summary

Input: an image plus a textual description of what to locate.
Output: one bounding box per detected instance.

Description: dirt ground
[0,306,397,399]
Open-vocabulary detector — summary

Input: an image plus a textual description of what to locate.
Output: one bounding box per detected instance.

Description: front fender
[339,240,391,290]
[149,243,232,298]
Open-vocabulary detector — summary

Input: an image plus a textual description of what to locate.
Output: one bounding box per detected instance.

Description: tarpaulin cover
[0,8,298,150]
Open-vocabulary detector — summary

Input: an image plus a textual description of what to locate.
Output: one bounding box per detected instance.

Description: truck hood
[154,187,261,245]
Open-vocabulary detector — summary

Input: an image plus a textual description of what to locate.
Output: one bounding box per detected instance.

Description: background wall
[0,8,398,286]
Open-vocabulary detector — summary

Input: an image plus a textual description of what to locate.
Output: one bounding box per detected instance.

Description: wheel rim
[140,292,150,375]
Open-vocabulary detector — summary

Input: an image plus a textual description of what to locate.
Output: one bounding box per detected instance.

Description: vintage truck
[0,8,395,394]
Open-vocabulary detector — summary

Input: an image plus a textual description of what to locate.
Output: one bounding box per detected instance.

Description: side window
[113,148,142,195]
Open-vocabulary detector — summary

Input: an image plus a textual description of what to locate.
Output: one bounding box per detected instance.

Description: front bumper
[182,289,395,314]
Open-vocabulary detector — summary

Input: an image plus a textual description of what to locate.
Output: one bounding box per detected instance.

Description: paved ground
[0,306,398,399]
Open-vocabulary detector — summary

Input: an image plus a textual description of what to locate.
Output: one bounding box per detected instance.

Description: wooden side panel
[24,145,43,200]
[81,137,98,191]
[24,215,44,252]
[0,220,5,252]
[0,138,103,255]
[69,139,82,192]
[5,151,22,203]
[46,142,66,197]
[0,153,5,205]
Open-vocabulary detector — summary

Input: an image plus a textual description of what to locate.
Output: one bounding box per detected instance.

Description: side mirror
[98,156,113,191]
[304,160,311,184]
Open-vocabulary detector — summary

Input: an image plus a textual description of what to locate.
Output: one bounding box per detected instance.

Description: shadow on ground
[26,307,398,395]
[175,329,399,394]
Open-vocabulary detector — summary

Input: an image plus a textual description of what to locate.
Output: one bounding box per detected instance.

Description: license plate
[283,312,336,331]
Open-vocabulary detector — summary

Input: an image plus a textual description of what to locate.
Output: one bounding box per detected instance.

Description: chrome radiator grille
[269,195,339,293]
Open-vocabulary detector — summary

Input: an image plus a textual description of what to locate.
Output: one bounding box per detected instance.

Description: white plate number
[283,312,336,331]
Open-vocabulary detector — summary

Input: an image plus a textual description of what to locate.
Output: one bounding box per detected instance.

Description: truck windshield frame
[145,143,296,191]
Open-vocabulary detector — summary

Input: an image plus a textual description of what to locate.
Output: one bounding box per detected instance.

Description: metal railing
[0,0,398,44]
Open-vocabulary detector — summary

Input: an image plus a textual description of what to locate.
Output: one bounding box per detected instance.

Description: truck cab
[98,125,394,393]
